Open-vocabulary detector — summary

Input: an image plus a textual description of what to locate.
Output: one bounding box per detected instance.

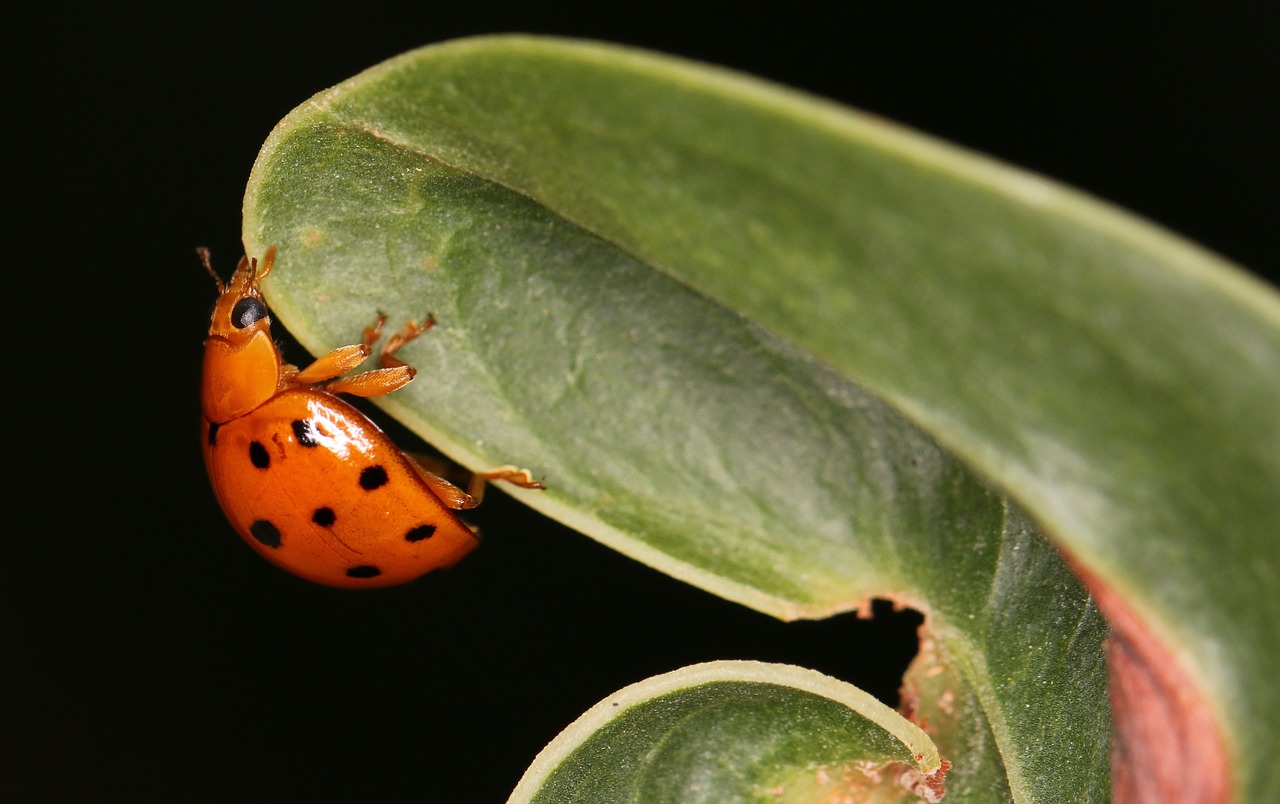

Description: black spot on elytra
[346,565,381,579]
[359,466,389,490]
[405,524,437,542]
[249,520,281,548]
[249,441,270,469]
[312,507,336,527]
[207,421,220,446]
[292,419,319,447]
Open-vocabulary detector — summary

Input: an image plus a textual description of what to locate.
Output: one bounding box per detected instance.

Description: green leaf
[243,36,1279,800]
[509,661,946,803]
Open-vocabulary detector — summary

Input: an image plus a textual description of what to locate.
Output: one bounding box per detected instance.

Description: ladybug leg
[466,466,545,504]
[317,314,435,398]
[360,313,391,352]
[288,343,373,385]
[404,454,479,510]
[323,364,416,397]
[378,315,436,369]
[407,453,545,508]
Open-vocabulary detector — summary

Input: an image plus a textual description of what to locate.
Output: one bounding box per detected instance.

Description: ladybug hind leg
[405,453,479,510]
[406,454,545,510]
[467,466,544,504]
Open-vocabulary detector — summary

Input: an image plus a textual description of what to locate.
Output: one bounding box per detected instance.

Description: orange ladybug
[199,246,541,588]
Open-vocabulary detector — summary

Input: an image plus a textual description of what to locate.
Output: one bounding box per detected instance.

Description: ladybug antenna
[196,247,225,294]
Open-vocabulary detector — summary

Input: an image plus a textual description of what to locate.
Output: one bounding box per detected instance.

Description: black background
[11,6,1275,801]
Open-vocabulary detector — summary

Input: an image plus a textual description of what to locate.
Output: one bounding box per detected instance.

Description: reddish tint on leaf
[1070,560,1231,803]
[920,758,951,801]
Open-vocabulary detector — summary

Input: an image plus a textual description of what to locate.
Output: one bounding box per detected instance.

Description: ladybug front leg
[376,315,437,369]
[322,315,435,398]
[286,343,373,386]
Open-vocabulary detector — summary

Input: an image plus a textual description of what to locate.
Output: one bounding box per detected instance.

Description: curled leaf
[245,36,1279,800]
[509,661,947,803]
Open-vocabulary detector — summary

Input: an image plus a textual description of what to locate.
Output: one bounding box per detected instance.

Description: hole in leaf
[770,598,925,708]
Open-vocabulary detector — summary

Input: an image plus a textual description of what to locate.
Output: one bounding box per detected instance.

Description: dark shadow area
[11,5,1272,801]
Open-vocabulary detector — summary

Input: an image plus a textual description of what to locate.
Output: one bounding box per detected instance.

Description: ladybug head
[200,245,283,422]
[200,246,277,339]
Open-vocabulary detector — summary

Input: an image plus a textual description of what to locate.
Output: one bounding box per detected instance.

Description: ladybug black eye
[231,297,268,329]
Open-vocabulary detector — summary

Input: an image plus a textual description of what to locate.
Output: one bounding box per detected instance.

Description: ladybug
[199,246,542,588]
